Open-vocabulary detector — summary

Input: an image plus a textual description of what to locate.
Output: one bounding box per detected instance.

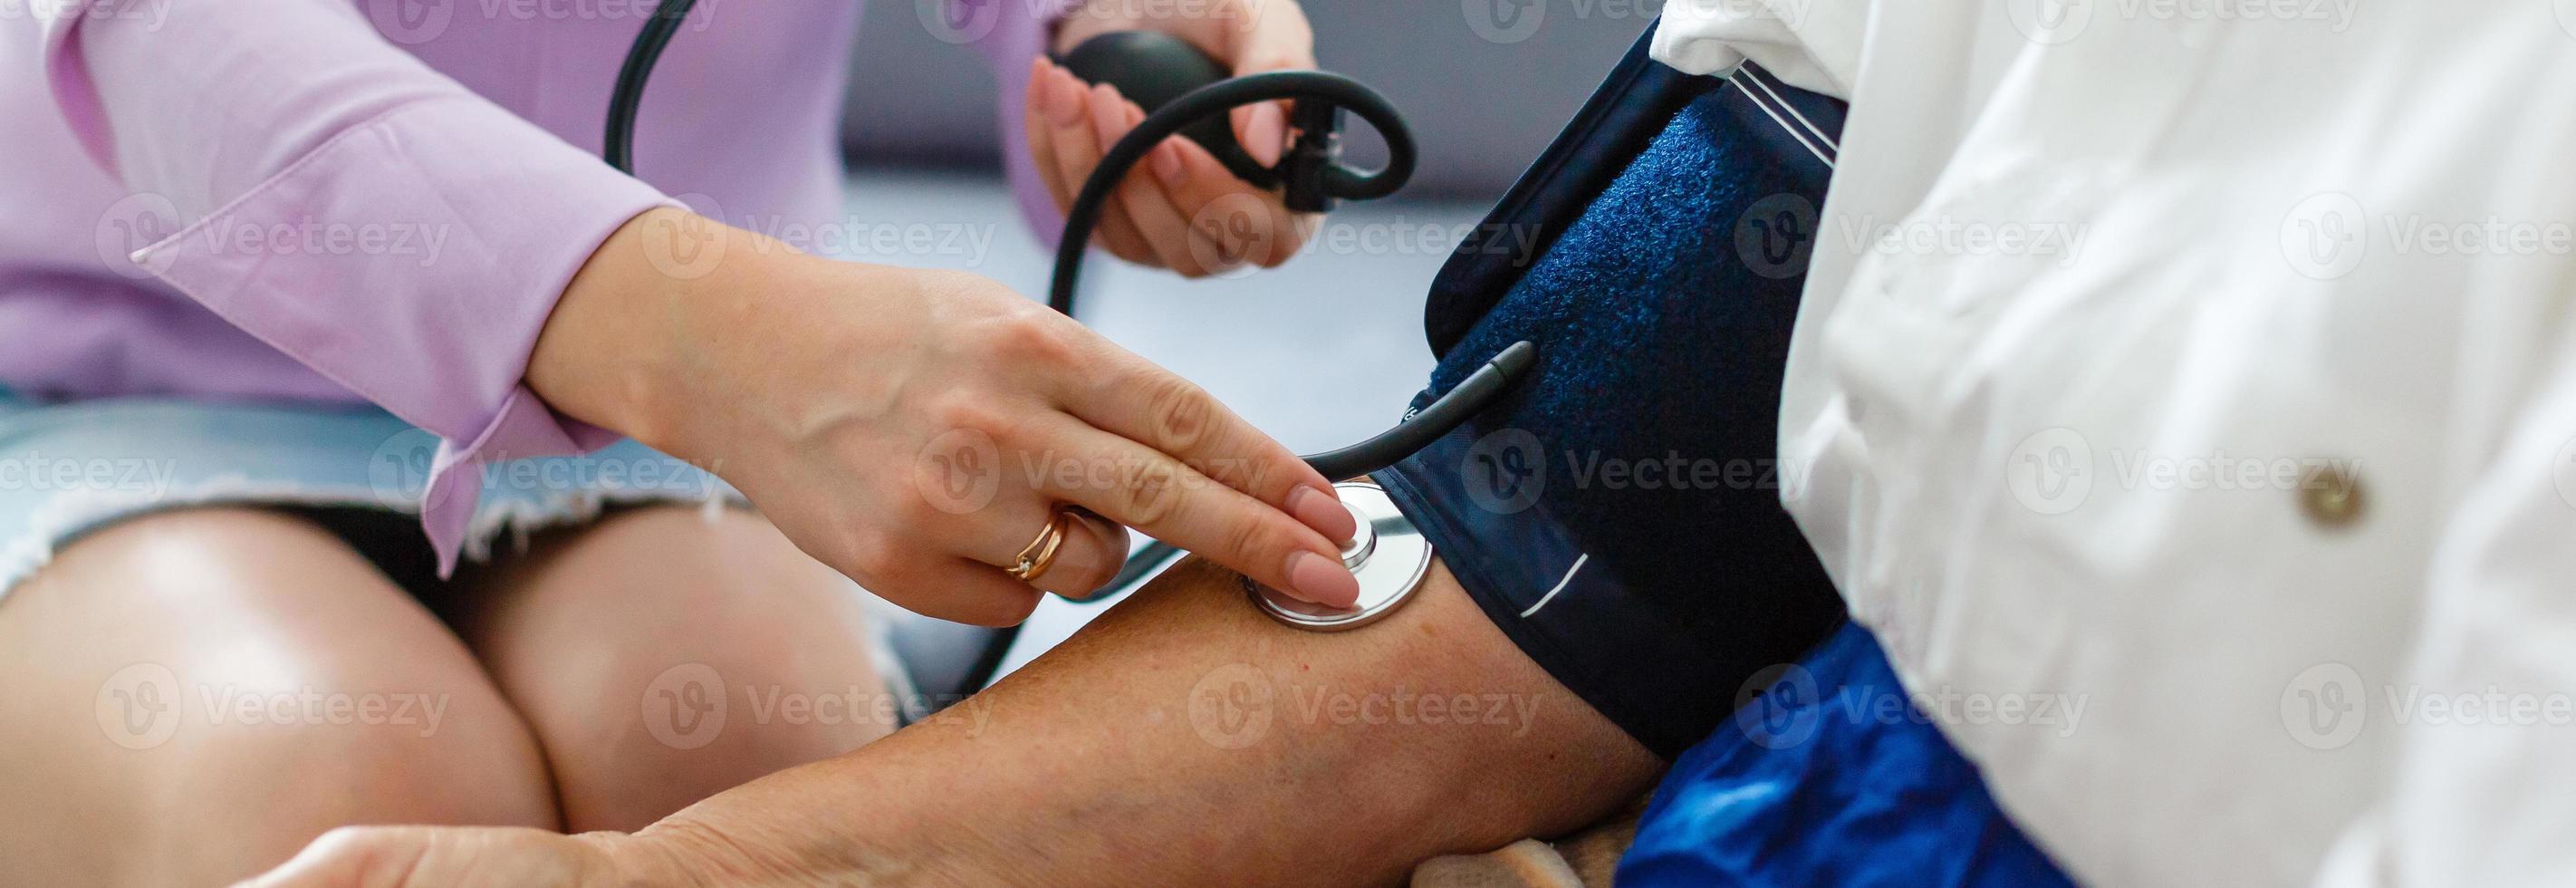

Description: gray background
[839,0,1652,199]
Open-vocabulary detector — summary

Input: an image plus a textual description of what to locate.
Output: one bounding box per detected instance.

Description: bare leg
[457,506,893,833]
[0,508,558,886]
[639,555,1661,886]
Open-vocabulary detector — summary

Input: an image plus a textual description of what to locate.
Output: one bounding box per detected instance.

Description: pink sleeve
[966,0,1080,246]
[36,0,676,572]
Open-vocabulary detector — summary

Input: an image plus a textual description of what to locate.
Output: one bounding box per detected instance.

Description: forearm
[631,558,1660,886]
[528,208,918,459]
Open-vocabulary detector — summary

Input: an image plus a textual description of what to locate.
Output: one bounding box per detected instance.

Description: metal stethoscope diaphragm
[1246,480,1432,632]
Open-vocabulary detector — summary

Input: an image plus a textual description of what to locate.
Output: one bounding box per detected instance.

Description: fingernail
[1245,103,1286,168]
[1090,84,1126,152]
[1150,141,1187,187]
[1286,485,1357,545]
[1043,67,1087,128]
[1286,550,1361,609]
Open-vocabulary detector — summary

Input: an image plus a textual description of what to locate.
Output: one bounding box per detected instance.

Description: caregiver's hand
[1027,0,1322,275]
[529,208,1360,623]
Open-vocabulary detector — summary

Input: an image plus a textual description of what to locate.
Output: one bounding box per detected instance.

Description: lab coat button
[2300,466,2365,528]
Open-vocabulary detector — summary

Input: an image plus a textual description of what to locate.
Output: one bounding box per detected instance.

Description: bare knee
[465,506,892,832]
[0,508,556,885]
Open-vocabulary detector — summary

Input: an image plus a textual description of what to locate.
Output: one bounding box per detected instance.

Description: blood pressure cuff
[1368,30,1847,758]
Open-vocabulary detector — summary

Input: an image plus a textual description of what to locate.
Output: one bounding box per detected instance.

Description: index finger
[1033,413,1360,608]
[1059,352,1355,544]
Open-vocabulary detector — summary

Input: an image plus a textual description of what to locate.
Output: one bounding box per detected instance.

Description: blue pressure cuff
[1370,55,1845,758]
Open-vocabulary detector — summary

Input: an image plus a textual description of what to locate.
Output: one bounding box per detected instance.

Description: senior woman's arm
[247,557,1662,886]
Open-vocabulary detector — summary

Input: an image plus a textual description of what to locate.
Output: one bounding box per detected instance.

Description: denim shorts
[0,388,733,601]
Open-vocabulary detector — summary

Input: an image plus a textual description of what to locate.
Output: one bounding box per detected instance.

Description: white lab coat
[1654,1,2576,884]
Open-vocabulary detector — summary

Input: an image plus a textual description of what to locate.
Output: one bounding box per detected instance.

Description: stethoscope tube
[604,11,1537,659]
[607,2,1529,483]
[1045,68,1417,314]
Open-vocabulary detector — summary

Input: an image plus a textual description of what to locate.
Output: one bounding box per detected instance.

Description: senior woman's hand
[527,208,1360,623]
[1027,0,1323,275]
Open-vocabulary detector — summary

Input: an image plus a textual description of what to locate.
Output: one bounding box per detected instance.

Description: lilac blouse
[3,0,1065,568]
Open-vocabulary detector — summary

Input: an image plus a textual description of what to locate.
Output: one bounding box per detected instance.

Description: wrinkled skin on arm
[248,557,1661,887]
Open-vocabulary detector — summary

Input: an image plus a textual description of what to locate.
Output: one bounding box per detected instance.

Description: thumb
[1224,1,1316,169]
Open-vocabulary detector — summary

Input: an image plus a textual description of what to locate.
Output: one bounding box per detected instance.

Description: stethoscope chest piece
[1251,481,1432,632]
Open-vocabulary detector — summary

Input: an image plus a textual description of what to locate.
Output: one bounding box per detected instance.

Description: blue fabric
[0,391,728,599]
[1375,75,1841,758]
[1620,623,2075,887]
